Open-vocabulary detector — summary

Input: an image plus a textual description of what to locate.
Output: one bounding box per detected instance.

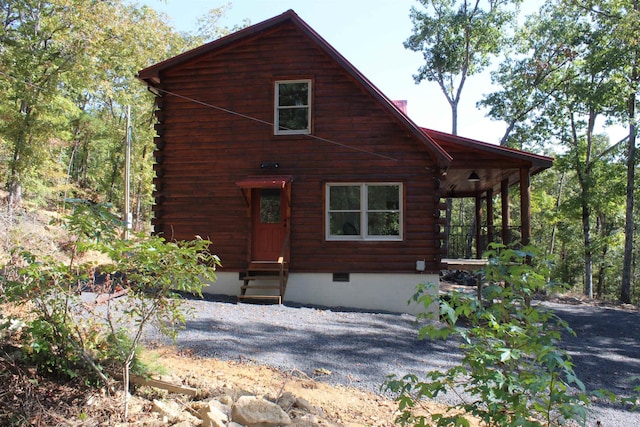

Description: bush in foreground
[385,245,592,426]
[0,200,220,418]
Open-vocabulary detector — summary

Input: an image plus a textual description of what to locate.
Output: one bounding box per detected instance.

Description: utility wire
[153,87,399,162]
[0,69,399,162]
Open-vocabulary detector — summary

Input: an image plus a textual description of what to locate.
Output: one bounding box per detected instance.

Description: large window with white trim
[274,80,311,134]
[326,183,402,241]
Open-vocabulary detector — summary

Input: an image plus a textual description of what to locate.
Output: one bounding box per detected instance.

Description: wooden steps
[238,257,288,304]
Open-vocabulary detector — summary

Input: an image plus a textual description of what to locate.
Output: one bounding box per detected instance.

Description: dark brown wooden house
[137,10,552,313]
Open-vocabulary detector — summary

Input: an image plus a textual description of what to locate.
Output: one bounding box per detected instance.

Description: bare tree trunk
[107,151,122,203]
[7,147,23,215]
[465,214,475,259]
[621,0,639,305]
[63,140,79,210]
[549,172,565,256]
[6,109,30,214]
[571,108,595,298]
[444,100,460,258]
[6,176,21,215]
[595,214,607,299]
[581,199,593,298]
[621,98,636,304]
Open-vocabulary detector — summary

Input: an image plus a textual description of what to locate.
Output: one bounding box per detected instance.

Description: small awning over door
[236,175,293,189]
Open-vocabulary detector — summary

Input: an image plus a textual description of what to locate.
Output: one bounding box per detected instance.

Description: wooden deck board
[442,258,488,271]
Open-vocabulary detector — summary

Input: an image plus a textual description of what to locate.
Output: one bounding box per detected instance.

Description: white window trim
[326,183,403,241]
[274,79,312,135]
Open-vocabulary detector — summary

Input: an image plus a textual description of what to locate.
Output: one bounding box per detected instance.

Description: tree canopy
[410,0,638,303]
[0,0,239,223]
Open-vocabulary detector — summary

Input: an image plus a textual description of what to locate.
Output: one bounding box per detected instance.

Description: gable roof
[137,10,553,190]
[137,9,452,166]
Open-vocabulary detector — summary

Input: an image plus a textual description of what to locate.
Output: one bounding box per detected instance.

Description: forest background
[0,0,638,304]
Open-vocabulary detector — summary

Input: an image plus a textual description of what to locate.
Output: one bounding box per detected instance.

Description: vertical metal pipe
[124,105,131,239]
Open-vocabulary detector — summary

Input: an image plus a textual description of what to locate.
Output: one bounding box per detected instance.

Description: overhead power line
[152,87,399,162]
[0,68,399,162]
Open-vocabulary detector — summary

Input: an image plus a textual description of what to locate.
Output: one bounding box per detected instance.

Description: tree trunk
[6,109,31,213]
[549,172,565,256]
[64,140,79,207]
[621,0,639,305]
[581,197,593,298]
[560,240,570,284]
[621,98,636,304]
[107,152,122,203]
[445,198,453,256]
[451,102,458,135]
[466,215,476,259]
[574,109,595,299]
[444,100,460,258]
[596,213,609,299]
[6,177,22,214]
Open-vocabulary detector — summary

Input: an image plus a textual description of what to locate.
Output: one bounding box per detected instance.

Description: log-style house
[137,10,552,314]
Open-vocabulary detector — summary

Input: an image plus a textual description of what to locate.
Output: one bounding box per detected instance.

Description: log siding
[150,22,441,273]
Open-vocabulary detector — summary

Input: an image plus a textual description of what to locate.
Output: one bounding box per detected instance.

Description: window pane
[278,82,308,106]
[260,189,280,223]
[329,212,361,236]
[278,108,309,131]
[368,185,400,210]
[368,212,400,236]
[329,186,360,210]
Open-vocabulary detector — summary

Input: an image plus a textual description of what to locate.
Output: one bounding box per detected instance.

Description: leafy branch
[385,244,592,426]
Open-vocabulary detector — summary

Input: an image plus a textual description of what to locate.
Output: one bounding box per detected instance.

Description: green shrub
[2,250,89,378]
[385,244,590,427]
[0,200,220,418]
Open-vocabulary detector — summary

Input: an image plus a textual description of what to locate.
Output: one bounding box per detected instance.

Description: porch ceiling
[441,167,522,198]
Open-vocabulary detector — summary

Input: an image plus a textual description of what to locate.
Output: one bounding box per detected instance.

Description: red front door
[251,188,287,261]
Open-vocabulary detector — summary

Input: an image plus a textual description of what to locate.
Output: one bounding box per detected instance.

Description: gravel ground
[146,294,640,427]
[545,301,640,426]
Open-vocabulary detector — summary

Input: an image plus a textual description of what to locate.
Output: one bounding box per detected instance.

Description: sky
[140,0,625,145]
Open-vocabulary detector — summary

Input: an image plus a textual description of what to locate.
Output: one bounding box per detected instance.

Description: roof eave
[423,127,554,170]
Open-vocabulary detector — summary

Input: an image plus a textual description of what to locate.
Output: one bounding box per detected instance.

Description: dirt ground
[0,339,472,426]
[144,345,459,426]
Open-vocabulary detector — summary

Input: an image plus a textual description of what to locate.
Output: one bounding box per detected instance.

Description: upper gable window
[274,80,311,135]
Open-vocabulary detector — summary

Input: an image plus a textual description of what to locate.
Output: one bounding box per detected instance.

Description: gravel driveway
[149,294,640,426]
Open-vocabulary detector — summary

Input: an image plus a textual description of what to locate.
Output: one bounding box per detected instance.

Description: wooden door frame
[236,176,292,265]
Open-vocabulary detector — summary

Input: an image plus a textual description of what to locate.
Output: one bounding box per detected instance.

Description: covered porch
[423,129,554,267]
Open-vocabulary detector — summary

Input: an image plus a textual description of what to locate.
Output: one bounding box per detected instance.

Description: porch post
[520,168,531,247]
[486,188,494,248]
[475,195,482,259]
[501,179,510,245]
